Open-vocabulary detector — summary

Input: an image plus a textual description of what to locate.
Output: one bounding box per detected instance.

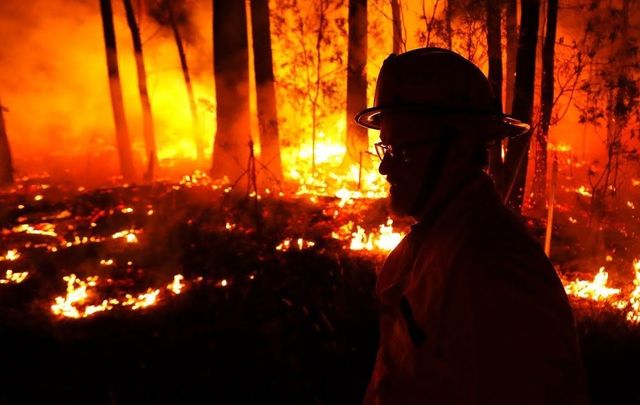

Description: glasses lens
[375,143,385,160]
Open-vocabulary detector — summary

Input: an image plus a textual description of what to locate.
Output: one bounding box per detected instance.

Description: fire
[122,289,160,310]
[575,186,592,198]
[111,229,139,243]
[50,273,171,318]
[348,218,405,253]
[12,223,58,237]
[625,260,640,323]
[167,274,185,295]
[564,267,621,301]
[275,238,316,252]
[0,270,29,285]
[0,249,20,262]
[51,274,103,319]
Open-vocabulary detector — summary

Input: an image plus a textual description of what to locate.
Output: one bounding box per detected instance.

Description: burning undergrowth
[1,170,640,403]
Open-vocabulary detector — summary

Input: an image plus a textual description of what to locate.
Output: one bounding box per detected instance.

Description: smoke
[0,0,213,182]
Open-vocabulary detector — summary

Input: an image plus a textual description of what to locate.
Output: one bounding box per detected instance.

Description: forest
[1,0,640,403]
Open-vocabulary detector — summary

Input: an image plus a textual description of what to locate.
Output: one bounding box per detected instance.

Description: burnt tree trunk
[123,0,157,181]
[505,0,518,114]
[211,0,251,181]
[486,0,504,184]
[0,97,14,186]
[445,0,453,49]
[170,12,204,163]
[391,0,404,53]
[531,0,558,210]
[100,0,136,182]
[503,0,540,212]
[344,0,368,166]
[250,0,283,182]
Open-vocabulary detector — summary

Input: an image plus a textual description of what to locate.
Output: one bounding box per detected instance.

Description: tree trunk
[0,97,14,186]
[444,0,453,49]
[99,0,136,182]
[391,0,404,53]
[123,0,157,181]
[170,14,204,163]
[211,0,251,181]
[502,0,540,212]
[505,0,518,114]
[344,0,368,166]
[532,0,558,210]
[486,0,504,184]
[250,0,283,183]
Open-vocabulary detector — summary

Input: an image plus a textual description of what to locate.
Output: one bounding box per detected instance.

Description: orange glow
[564,267,621,302]
[0,270,29,285]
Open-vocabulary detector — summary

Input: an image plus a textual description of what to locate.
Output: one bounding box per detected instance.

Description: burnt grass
[0,182,639,404]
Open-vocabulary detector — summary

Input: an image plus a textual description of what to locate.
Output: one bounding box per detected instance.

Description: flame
[575,186,592,197]
[625,260,640,323]
[12,223,58,237]
[122,289,160,310]
[275,238,316,252]
[111,229,139,243]
[167,274,185,295]
[348,218,405,253]
[0,270,29,285]
[51,274,103,319]
[564,267,621,301]
[0,249,21,262]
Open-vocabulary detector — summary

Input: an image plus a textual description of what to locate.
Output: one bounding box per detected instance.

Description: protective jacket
[365,172,588,404]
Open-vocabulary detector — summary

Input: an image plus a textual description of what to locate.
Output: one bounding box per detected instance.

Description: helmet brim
[354,106,530,139]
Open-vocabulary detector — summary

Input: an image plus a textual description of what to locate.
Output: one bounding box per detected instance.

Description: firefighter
[356,48,589,404]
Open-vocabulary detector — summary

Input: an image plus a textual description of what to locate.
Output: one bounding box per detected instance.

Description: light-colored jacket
[365,173,589,405]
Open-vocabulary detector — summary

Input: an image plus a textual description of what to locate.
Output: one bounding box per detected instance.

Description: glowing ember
[564,267,621,302]
[167,274,185,294]
[12,223,58,237]
[0,270,29,285]
[627,201,636,210]
[51,274,101,319]
[111,229,139,243]
[122,289,160,310]
[0,249,20,262]
[216,279,228,288]
[275,238,316,252]
[625,260,640,323]
[575,186,592,198]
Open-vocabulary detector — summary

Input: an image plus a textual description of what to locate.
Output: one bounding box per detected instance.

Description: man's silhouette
[357,48,588,405]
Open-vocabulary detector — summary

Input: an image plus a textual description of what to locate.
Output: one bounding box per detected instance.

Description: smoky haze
[0,0,213,183]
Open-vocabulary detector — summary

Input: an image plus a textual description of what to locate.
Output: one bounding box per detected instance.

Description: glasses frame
[374,140,434,163]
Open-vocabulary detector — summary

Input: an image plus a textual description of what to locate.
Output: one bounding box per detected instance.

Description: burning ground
[0,163,640,404]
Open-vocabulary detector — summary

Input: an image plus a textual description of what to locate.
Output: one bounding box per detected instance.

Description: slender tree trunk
[391,0,404,53]
[123,0,157,181]
[212,0,251,181]
[0,97,14,186]
[250,0,283,182]
[99,0,136,182]
[444,0,453,49]
[503,0,540,212]
[532,0,558,210]
[505,0,518,114]
[170,15,204,163]
[344,0,368,166]
[486,0,504,184]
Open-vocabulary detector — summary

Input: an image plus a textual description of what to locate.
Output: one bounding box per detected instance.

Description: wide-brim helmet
[355,47,529,141]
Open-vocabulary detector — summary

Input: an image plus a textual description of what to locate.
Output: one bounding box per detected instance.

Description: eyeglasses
[374,140,433,163]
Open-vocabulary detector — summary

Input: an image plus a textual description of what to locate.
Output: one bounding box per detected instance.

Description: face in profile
[378,113,442,217]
